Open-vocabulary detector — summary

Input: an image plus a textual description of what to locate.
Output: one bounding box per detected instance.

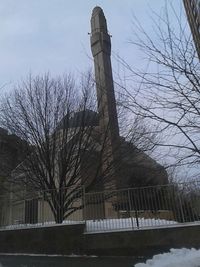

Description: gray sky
[0,0,183,92]
[1,1,194,178]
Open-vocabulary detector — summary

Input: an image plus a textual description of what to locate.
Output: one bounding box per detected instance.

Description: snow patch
[135,248,200,267]
[0,253,97,258]
[3,217,200,233]
[86,217,177,233]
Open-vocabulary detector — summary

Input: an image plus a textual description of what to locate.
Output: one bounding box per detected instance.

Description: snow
[1,248,200,267]
[1,220,83,231]
[0,252,97,257]
[1,217,178,232]
[135,248,200,267]
[85,217,177,233]
[3,217,200,233]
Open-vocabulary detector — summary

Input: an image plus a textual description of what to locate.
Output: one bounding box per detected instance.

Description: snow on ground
[135,248,200,267]
[2,217,178,232]
[85,217,177,232]
[2,220,82,231]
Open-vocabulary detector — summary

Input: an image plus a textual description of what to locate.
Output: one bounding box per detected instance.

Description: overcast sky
[0,0,184,92]
[1,1,194,177]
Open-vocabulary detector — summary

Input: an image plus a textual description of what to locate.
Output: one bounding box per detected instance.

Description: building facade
[183,0,200,58]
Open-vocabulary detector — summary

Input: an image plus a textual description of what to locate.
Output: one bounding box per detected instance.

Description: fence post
[9,191,13,226]
[42,191,44,225]
[133,189,139,229]
[127,189,134,230]
[82,186,86,223]
[178,192,185,223]
[23,197,26,224]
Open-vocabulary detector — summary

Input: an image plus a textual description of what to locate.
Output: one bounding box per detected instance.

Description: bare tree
[117,2,200,172]
[0,73,116,223]
[0,70,167,223]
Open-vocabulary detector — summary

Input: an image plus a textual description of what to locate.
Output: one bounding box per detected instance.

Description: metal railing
[0,186,84,229]
[84,181,200,232]
[0,181,200,233]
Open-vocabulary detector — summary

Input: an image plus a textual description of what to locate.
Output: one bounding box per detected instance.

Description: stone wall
[84,224,200,256]
[0,224,85,255]
[0,224,200,256]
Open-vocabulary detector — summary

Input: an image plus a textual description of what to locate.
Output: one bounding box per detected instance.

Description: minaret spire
[90,6,120,189]
[90,6,119,138]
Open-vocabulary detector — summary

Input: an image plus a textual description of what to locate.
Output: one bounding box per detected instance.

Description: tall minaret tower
[90,6,120,188]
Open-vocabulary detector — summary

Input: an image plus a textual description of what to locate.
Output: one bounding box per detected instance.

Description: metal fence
[85,181,200,232]
[0,181,200,233]
[0,186,84,229]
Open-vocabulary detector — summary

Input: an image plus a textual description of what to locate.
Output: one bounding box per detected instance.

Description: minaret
[90,6,120,189]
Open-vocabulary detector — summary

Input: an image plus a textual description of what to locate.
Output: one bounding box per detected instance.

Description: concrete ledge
[0,223,85,255]
[84,224,200,256]
[0,223,200,256]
